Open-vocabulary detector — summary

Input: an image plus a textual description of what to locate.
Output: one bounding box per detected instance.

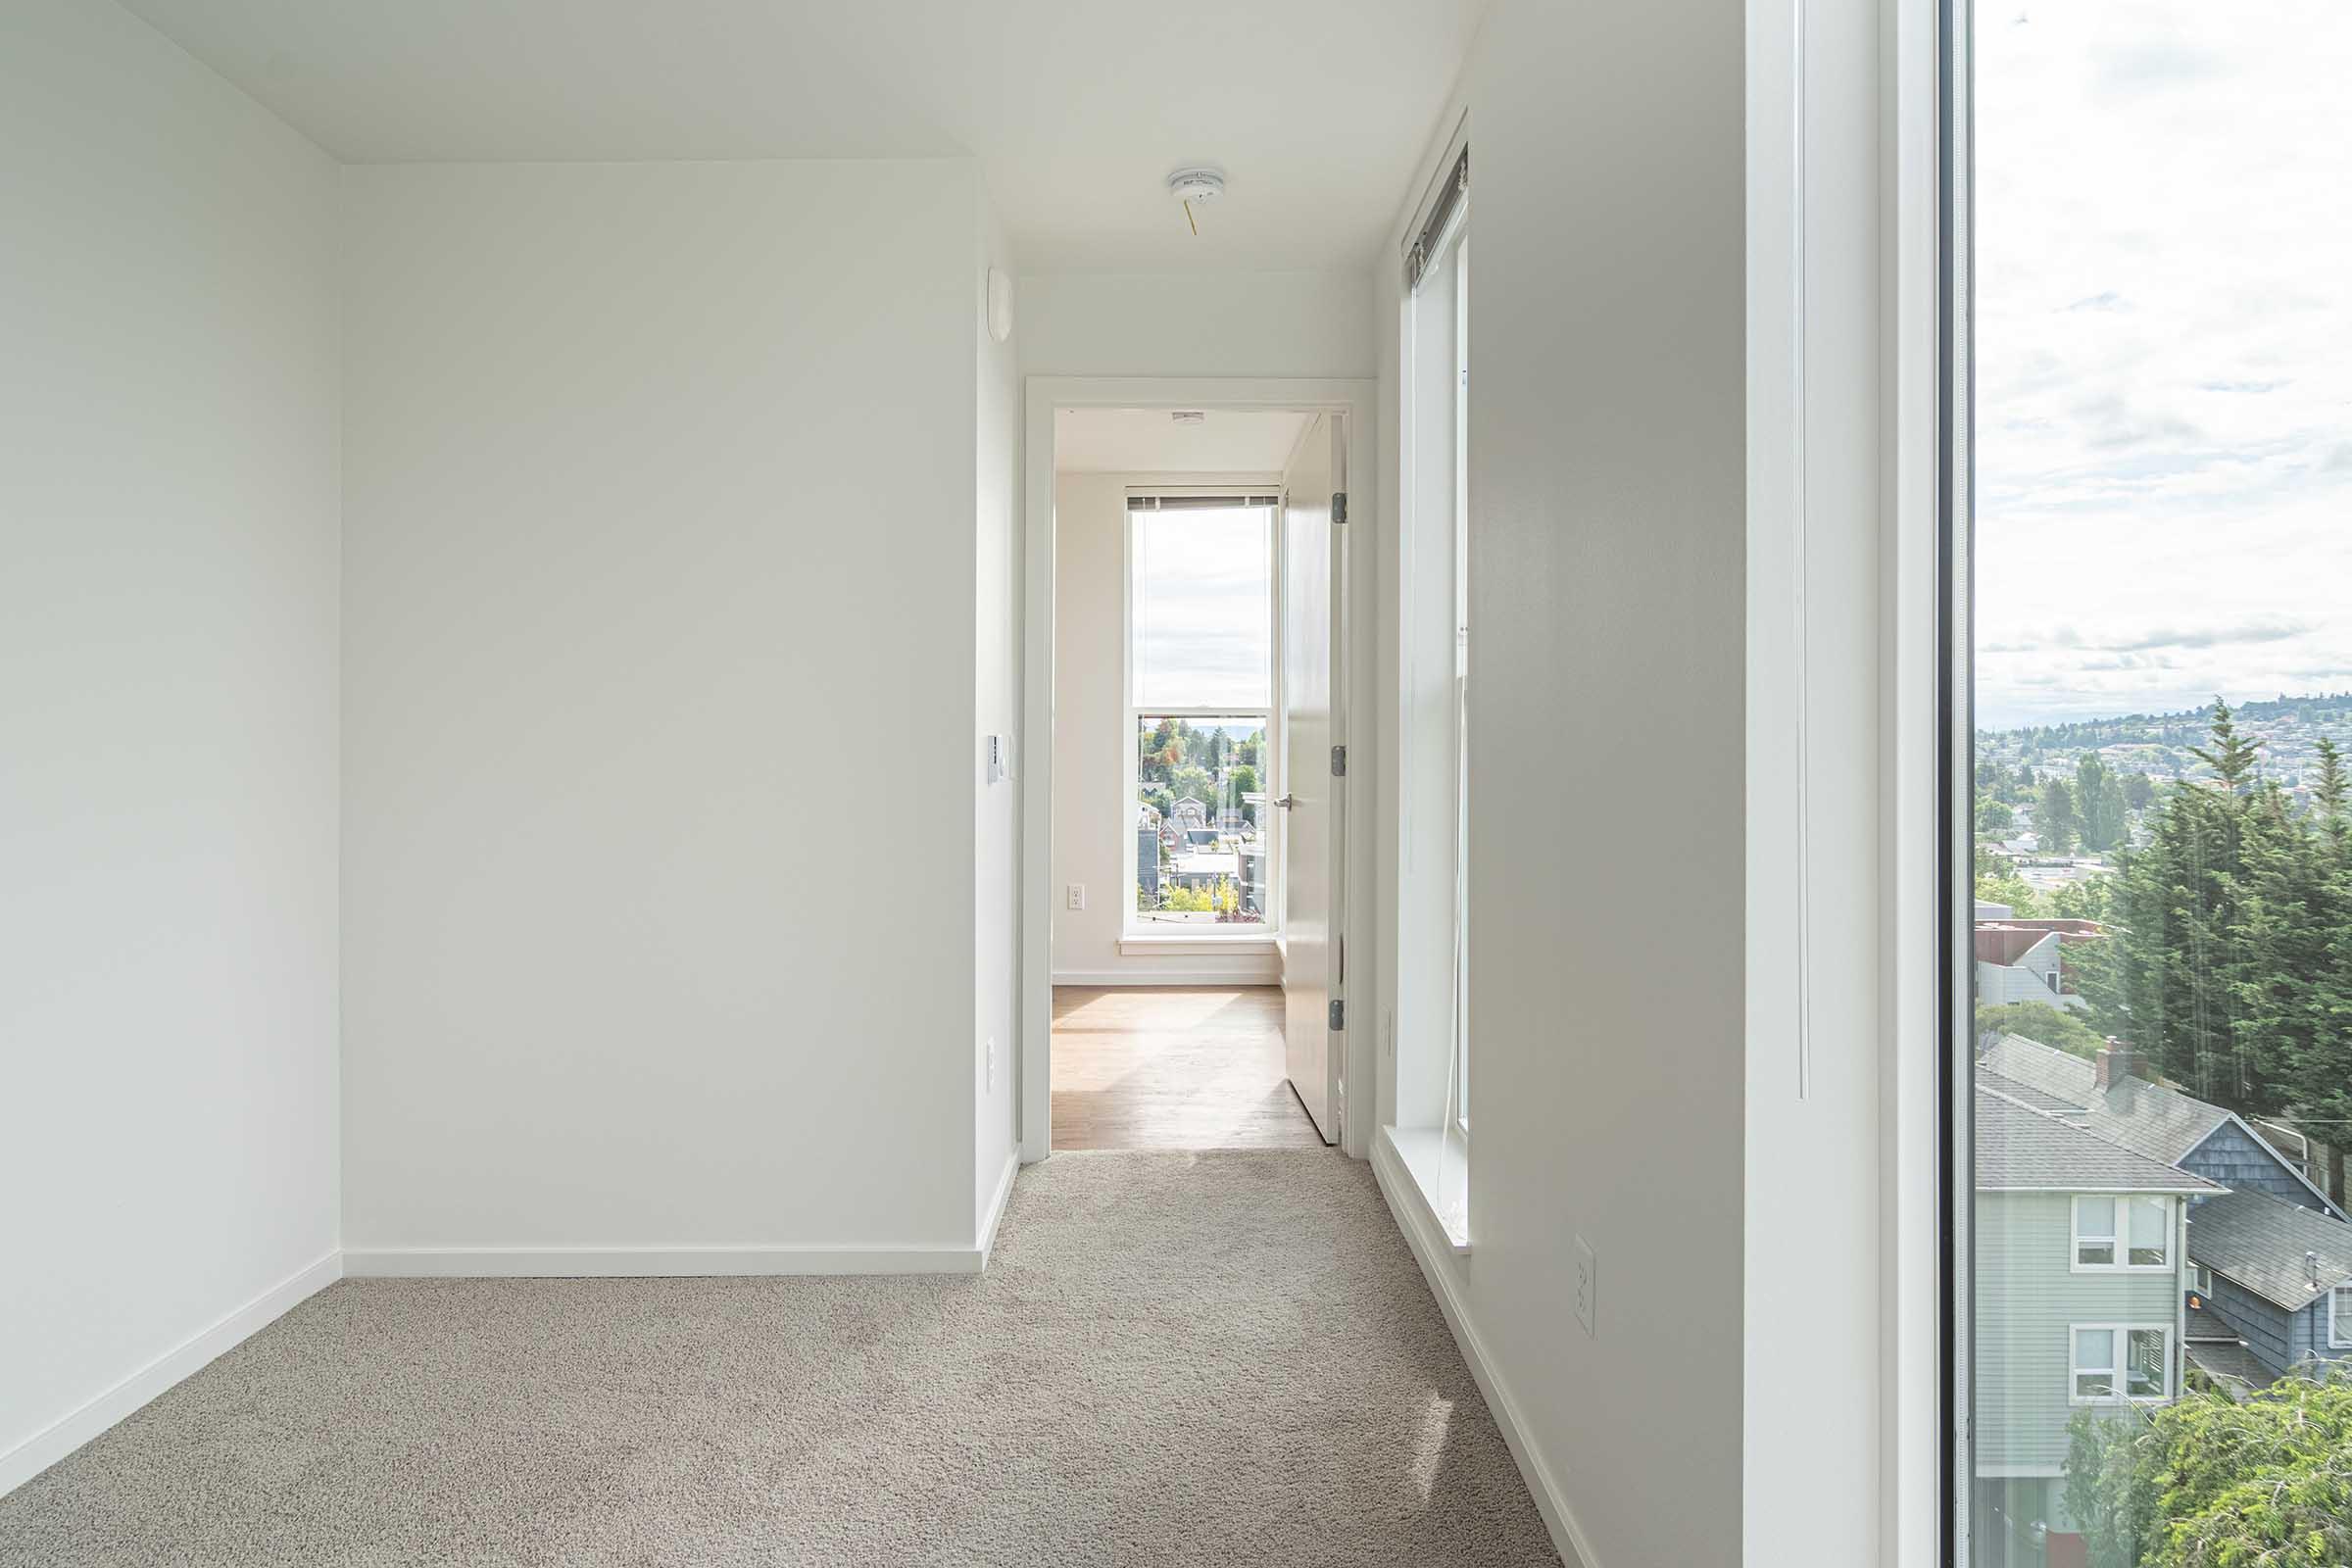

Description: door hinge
[1329,999,1346,1032]
[1330,744,1347,778]
[1331,490,1348,525]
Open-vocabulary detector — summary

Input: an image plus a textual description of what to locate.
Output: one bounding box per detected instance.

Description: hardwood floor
[1051,986,1325,1150]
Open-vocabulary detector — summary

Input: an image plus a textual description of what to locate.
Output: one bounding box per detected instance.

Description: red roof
[1974,920,2102,965]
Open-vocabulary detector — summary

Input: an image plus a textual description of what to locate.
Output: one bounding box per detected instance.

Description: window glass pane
[1966,4,2352,1561]
[2126,1331,2165,1398]
[2127,1199,2167,1266]
[1129,505,1272,710]
[2074,1196,2114,1264]
[1134,715,1268,926]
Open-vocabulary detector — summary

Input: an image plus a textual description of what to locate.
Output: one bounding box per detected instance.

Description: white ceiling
[1054,409,1311,475]
[121,0,1485,270]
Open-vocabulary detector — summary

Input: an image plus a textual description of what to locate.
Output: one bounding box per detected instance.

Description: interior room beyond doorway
[1050,986,1320,1150]
[1046,404,1337,1151]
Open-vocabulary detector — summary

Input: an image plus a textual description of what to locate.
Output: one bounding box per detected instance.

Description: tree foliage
[1976,1001,2115,1060]
[2043,776,2083,856]
[2094,700,2352,1121]
[2077,754,2132,852]
[2065,1366,2352,1568]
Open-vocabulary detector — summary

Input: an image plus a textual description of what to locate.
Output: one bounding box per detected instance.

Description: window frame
[1407,171,1471,1155]
[2331,1283,2352,1349]
[1444,220,1470,1144]
[2068,1323,2172,1406]
[2070,1194,2173,1274]
[1119,486,1283,939]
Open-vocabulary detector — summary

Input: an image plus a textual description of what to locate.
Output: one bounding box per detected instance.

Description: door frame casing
[1021,376,1379,1163]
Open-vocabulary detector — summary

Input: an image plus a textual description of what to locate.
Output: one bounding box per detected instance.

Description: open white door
[1278,413,1346,1145]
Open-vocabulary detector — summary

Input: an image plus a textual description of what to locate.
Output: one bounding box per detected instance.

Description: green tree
[2316,736,2348,836]
[2191,697,2261,793]
[1974,1001,2113,1060]
[1978,799,2017,836]
[2051,875,2114,923]
[2065,1365,2352,1568]
[1976,845,2042,916]
[2124,771,2156,812]
[2041,776,2082,856]
[2100,702,2308,1119]
[2077,754,2131,853]
[1228,764,1259,824]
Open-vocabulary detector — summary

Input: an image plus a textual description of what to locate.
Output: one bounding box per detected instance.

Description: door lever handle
[1272,794,1298,810]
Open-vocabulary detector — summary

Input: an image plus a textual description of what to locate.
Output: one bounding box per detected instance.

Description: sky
[1975,1,2352,729]
[1129,505,1273,711]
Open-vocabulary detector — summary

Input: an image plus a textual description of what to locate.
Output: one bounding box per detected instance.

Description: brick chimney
[2096,1038,2140,1091]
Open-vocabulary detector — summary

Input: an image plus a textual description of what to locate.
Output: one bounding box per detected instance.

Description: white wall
[340,159,1001,1259]
[0,0,342,1487]
[1020,271,1374,380]
[1051,471,1283,987]
[1372,1,1747,1563]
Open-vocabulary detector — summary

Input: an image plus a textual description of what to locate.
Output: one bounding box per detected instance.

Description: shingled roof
[1975,1084,2228,1195]
[1979,1034,2230,1165]
[2186,1188,2352,1311]
[1975,1067,2082,1117]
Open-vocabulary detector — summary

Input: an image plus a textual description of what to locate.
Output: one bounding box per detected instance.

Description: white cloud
[1976,2,2352,728]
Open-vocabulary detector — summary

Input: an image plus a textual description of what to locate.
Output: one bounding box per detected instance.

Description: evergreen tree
[2075,755,2128,852]
[2122,771,2155,813]
[2190,697,2260,793]
[2039,776,2081,856]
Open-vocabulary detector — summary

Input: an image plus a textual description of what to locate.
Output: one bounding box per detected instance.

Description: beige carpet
[0,1151,1561,1567]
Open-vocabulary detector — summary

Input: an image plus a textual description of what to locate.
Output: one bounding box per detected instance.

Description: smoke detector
[1167,167,1225,203]
[1167,167,1225,235]
[1171,411,1206,424]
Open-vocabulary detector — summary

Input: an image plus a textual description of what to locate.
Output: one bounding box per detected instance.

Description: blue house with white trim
[1981,1034,2352,1386]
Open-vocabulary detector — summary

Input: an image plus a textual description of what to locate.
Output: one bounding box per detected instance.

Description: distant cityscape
[1969,692,2352,1565]
[1133,715,1270,925]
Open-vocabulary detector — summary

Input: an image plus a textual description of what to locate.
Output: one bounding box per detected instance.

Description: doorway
[1020,379,1375,1160]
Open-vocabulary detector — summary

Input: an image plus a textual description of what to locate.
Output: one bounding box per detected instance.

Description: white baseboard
[341,1243,986,1278]
[977,1150,1021,1266]
[0,1249,343,1499]
[1372,1137,1603,1568]
[1052,968,1280,987]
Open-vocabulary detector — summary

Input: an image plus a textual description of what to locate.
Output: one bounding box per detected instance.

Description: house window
[1125,493,1277,931]
[2333,1285,2352,1349]
[2070,1325,2170,1403]
[2073,1196,2171,1271]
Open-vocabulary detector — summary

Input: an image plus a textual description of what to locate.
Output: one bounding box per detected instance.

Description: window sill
[2069,1263,2173,1275]
[1117,933,1279,957]
[1380,1124,1470,1253]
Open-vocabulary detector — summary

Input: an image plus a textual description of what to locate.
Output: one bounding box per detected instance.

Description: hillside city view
[1133,716,1270,925]
[1966,3,2352,1563]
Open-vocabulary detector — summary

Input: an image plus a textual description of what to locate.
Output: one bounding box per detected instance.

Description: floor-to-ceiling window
[1393,141,1470,1241]
[1954,5,2352,1563]
[1126,491,1278,930]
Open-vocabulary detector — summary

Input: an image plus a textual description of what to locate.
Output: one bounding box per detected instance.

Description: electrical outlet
[986,1036,997,1092]
[1573,1236,1597,1338]
[1066,883,1086,910]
